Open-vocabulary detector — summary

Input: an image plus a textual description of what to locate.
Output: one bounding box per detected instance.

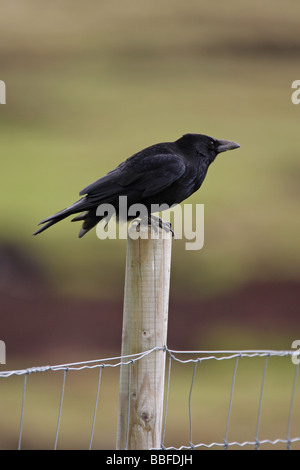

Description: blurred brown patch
[1,278,299,364]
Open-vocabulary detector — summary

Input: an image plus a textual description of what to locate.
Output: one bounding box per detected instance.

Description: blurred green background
[0,0,300,449]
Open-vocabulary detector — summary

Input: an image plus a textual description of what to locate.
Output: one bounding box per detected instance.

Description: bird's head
[176,133,240,163]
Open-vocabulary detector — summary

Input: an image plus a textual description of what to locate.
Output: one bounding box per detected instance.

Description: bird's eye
[209,140,215,149]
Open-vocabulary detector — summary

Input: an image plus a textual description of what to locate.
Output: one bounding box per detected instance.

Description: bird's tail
[33,198,88,236]
[71,210,100,238]
[33,216,66,235]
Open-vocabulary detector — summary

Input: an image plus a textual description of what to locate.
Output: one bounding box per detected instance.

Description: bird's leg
[130,216,151,233]
[130,215,157,233]
[130,218,142,232]
[130,215,176,238]
[148,215,176,238]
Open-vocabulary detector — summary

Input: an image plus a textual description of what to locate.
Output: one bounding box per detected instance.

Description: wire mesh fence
[0,347,299,450]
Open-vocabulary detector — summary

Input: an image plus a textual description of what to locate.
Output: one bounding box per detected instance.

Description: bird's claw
[131,216,176,239]
[152,216,176,239]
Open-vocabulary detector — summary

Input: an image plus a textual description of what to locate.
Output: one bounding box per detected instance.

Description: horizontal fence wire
[0,347,299,450]
[0,348,297,378]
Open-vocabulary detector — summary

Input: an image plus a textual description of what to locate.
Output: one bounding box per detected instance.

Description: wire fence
[0,347,299,450]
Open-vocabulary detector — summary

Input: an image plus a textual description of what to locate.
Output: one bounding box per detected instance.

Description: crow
[33,133,240,238]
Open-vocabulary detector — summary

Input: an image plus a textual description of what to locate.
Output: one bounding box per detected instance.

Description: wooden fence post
[116,223,172,450]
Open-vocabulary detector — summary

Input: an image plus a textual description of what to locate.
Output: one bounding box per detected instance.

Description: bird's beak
[217,139,240,154]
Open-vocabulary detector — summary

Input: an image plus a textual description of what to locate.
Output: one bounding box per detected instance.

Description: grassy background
[0,0,300,449]
[1,0,300,297]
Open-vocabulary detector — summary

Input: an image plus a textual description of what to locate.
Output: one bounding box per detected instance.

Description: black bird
[33,133,240,238]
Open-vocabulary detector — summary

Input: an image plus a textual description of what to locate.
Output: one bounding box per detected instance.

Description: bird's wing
[79,154,186,200]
